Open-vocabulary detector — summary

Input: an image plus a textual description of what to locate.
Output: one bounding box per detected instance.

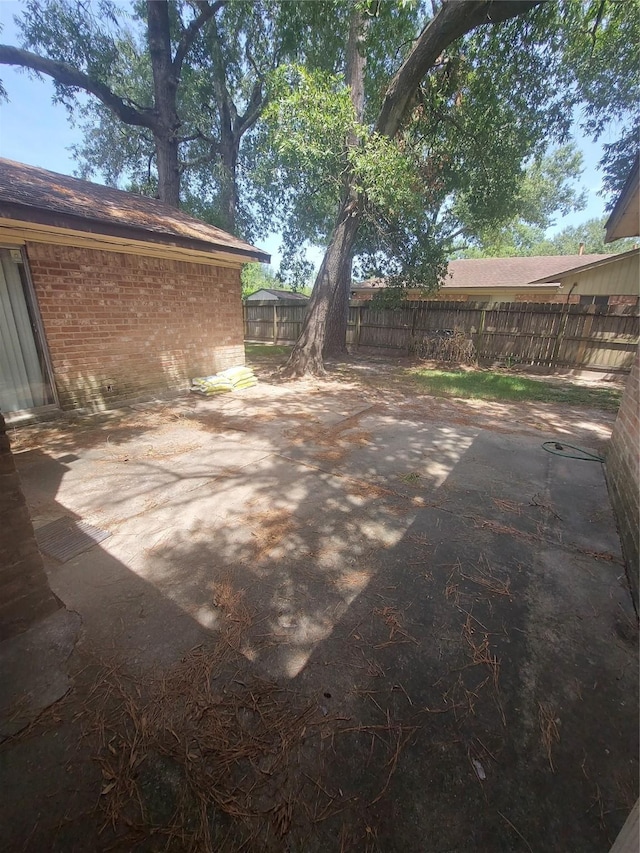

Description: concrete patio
[0,362,637,852]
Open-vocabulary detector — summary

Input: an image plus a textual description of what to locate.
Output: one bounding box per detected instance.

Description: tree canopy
[240,262,278,299]
[1,0,227,208]
[0,0,347,230]
[457,215,637,259]
[254,2,638,281]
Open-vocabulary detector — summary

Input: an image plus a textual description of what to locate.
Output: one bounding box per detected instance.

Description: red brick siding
[26,243,245,410]
[352,293,638,305]
[607,348,640,606]
[352,293,576,304]
[609,294,639,306]
[0,412,61,640]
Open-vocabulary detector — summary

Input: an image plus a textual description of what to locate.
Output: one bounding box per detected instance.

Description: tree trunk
[218,134,239,233]
[322,265,352,359]
[153,129,181,208]
[282,200,361,377]
[147,1,181,207]
[323,4,368,359]
[206,17,267,235]
[207,18,242,232]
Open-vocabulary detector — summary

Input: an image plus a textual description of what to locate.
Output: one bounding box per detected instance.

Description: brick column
[0,413,61,641]
[606,349,640,609]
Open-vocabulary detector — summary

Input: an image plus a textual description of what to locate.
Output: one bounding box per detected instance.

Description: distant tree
[449,145,587,257]
[458,216,637,259]
[241,263,279,299]
[541,218,636,256]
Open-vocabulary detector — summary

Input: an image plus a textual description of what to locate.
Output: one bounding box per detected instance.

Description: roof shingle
[246,288,309,301]
[353,254,612,292]
[443,255,612,289]
[0,158,269,263]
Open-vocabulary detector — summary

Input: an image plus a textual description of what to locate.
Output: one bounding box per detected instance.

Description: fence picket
[243,300,639,373]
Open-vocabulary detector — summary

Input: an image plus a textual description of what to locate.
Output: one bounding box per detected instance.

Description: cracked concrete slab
[2,362,636,852]
[0,608,81,741]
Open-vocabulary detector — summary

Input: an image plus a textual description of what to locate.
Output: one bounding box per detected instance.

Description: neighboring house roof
[0,158,269,264]
[605,154,640,243]
[352,255,612,294]
[443,255,611,289]
[351,278,386,292]
[530,248,640,283]
[246,288,310,301]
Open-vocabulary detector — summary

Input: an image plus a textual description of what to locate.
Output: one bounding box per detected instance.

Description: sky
[0,1,619,270]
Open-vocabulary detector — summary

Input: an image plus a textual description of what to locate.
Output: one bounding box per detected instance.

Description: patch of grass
[409,369,622,411]
[245,343,292,358]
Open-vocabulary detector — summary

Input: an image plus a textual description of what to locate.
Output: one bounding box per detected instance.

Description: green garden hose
[541,441,605,463]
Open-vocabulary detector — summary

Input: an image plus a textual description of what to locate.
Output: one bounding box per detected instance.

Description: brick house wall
[26,242,246,411]
[0,412,61,640]
[606,348,639,607]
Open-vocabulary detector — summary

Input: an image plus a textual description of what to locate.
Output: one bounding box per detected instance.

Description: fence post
[355,305,362,348]
[410,305,418,352]
[476,307,487,359]
[577,306,596,367]
[550,304,570,369]
[273,304,278,344]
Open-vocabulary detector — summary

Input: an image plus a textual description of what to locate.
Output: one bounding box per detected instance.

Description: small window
[579,295,609,306]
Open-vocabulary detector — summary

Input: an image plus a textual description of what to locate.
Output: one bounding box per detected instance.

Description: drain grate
[35,517,111,562]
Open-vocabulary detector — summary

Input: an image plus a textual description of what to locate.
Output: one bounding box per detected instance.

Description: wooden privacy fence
[243,301,308,345]
[243,300,639,373]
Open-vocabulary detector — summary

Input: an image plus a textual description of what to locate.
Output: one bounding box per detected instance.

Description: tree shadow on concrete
[4,378,637,852]
[134,427,638,852]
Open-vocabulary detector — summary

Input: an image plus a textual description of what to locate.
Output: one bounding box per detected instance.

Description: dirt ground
[0,354,637,852]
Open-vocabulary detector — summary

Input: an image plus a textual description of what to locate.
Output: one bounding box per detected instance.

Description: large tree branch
[173,0,226,74]
[208,18,238,131]
[446,226,467,242]
[375,0,542,138]
[147,1,176,109]
[179,148,218,172]
[145,1,181,205]
[178,129,214,144]
[235,80,265,137]
[0,43,156,129]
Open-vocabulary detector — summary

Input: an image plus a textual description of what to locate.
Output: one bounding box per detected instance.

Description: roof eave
[0,201,270,264]
[441,284,559,291]
[529,248,639,283]
[604,154,640,243]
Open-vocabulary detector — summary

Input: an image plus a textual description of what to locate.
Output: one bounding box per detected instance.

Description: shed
[245,288,310,303]
[0,158,269,417]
